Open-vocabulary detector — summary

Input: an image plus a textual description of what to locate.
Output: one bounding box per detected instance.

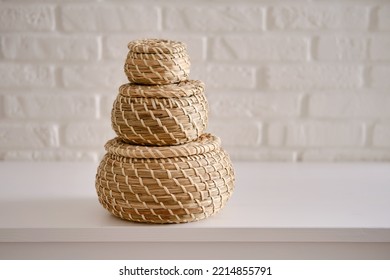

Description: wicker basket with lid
[111,80,208,146]
[95,133,235,224]
[124,39,190,85]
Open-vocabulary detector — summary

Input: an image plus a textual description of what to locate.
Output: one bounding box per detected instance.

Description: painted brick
[191,64,255,89]
[212,36,309,61]
[102,34,156,60]
[166,35,207,61]
[62,63,127,89]
[64,122,115,147]
[0,0,389,163]
[267,65,363,90]
[100,96,114,119]
[0,124,59,148]
[309,94,390,118]
[226,147,296,161]
[0,96,3,117]
[0,64,55,88]
[370,36,390,60]
[207,120,262,147]
[1,35,99,61]
[61,4,158,31]
[0,5,54,31]
[4,95,98,119]
[208,92,301,118]
[378,5,390,30]
[269,5,369,30]
[103,34,205,61]
[316,36,368,61]
[164,5,264,31]
[371,66,390,88]
[1,150,99,161]
[267,123,286,147]
[373,124,390,147]
[302,149,390,161]
[285,121,364,147]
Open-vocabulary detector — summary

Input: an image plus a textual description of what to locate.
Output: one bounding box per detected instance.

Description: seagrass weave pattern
[112,80,208,146]
[95,38,235,224]
[95,133,235,223]
[124,39,190,85]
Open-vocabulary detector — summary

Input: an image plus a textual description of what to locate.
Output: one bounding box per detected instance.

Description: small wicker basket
[111,80,208,146]
[95,133,235,224]
[124,39,190,85]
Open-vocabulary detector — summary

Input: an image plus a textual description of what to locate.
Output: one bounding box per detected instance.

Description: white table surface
[1,162,390,259]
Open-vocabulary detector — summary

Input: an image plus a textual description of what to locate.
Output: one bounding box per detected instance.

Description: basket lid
[118,80,204,98]
[128,39,186,54]
[105,133,221,159]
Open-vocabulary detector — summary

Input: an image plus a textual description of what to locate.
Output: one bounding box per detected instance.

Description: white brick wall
[4,94,99,120]
[0,64,55,88]
[2,35,100,61]
[60,5,159,32]
[316,36,368,61]
[0,5,55,31]
[0,124,59,148]
[0,0,389,162]
[268,5,370,30]
[212,36,309,61]
[164,5,264,31]
[267,65,363,90]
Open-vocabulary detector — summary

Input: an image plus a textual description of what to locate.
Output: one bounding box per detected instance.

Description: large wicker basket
[95,133,235,223]
[111,80,208,146]
[124,39,190,85]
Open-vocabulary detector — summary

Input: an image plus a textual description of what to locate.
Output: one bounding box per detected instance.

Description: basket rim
[127,39,186,54]
[118,80,204,98]
[105,133,220,159]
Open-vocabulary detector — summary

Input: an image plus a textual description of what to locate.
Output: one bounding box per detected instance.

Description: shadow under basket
[95,133,235,224]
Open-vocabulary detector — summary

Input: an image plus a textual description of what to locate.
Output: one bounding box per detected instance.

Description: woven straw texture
[124,39,190,85]
[95,133,235,224]
[112,80,208,146]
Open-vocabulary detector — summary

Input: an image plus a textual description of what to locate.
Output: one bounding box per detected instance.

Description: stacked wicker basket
[95,39,235,223]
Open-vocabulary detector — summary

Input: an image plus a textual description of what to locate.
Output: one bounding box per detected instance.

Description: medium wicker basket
[95,133,235,224]
[124,39,190,85]
[111,80,208,146]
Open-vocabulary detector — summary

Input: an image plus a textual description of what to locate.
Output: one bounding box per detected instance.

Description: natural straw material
[95,133,235,224]
[112,80,208,146]
[125,39,190,85]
